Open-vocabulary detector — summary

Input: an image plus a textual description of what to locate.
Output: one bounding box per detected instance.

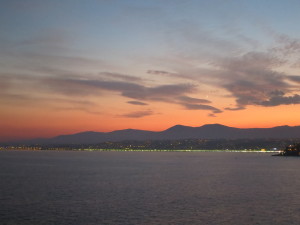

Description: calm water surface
[0,150,299,225]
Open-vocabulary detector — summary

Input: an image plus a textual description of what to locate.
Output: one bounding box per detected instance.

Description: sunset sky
[1,0,300,141]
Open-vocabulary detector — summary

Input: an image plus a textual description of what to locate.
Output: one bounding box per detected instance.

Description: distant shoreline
[0,148,279,153]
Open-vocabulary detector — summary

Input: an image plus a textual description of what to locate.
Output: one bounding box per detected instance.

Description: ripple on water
[0,151,300,225]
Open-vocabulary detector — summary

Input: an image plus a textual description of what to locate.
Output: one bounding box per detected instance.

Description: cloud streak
[0,72,222,114]
[182,103,222,113]
[176,96,211,104]
[3,23,300,118]
[99,72,143,82]
[119,110,154,118]
[127,101,148,105]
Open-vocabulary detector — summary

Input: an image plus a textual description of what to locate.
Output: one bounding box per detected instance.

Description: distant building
[281,144,300,156]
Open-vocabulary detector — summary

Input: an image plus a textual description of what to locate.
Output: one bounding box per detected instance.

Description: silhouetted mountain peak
[274,125,290,128]
[200,124,230,128]
[6,124,300,145]
[166,124,190,130]
[110,128,149,134]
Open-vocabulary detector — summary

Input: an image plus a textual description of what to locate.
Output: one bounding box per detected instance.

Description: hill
[8,124,300,145]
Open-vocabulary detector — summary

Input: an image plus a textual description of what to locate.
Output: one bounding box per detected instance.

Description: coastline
[0,148,279,153]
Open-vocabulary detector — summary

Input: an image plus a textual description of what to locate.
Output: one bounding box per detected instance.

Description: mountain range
[12,124,300,145]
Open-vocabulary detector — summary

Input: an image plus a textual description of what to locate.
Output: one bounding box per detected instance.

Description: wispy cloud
[176,96,211,104]
[224,106,246,111]
[99,72,143,82]
[127,101,148,105]
[53,106,102,115]
[147,70,175,76]
[119,110,154,118]
[182,103,222,113]
[1,72,220,113]
[270,34,300,57]
[147,69,193,80]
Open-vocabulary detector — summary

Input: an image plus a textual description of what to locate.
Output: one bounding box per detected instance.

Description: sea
[0,150,299,225]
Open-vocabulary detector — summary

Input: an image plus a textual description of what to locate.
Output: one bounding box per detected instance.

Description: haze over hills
[9,124,300,145]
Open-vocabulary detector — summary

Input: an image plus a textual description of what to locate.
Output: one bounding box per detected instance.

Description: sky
[1,0,300,141]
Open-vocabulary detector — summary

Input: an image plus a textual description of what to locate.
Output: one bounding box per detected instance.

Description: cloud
[287,75,300,83]
[176,95,211,104]
[99,72,143,82]
[154,23,300,110]
[74,80,196,103]
[217,51,284,71]
[182,103,222,113]
[208,113,217,117]
[192,46,300,110]
[139,84,196,100]
[292,61,300,68]
[224,106,246,111]
[127,101,148,105]
[6,29,300,116]
[0,91,96,108]
[1,73,204,112]
[54,106,102,115]
[188,45,300,110]
[147,69,194,80]
[45,76,196,102]
[258,92,300,106]
[0,92,102,115]
[119,110,154,118]
[167,20,241,59]
[270,34,300,56]
[173,95,222,114]
[147,70,172,75]
[210,51,294,109]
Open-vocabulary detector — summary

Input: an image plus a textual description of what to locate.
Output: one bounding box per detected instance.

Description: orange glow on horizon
[1,102,300,142]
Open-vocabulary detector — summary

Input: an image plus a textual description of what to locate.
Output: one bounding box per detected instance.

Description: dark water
[0,151,300,225]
